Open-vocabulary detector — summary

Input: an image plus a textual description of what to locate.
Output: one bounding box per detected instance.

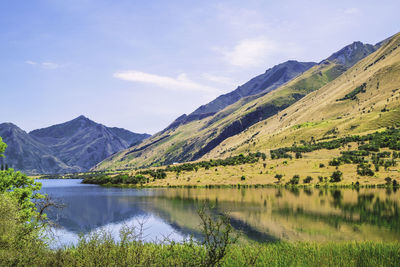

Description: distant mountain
[0,116,150,174]
[168,61,316,129]
[95,37,385,170]
[0,123,77,174]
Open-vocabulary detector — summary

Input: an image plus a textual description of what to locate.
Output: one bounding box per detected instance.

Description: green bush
[287,175,300,185]
[303,176,313,184]
[385,177,392,185]
[275,174,283,182]
[357,163,374,176]
[330,171,343,183]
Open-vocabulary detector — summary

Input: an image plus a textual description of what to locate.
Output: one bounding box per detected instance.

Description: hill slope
[166,61,316,129]
[190,61,315,115]
[0,116,150,174]
[204,33,400,159]
[94,39,380,170]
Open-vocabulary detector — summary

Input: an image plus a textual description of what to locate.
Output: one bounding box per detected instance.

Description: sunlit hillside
[94,40,379,171]
[205,33,400,159]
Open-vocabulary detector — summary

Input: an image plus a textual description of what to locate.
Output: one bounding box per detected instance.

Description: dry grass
[138,147,399,187]
[206,34,400,159]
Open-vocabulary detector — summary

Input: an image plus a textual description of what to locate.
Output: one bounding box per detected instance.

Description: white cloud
[25,60,37,65]
[344,8,359,15]
[217,37,279,68]
[114,71,222,93]
[202,73,237,87]
[25,60,63,69]
[41,62,63,69]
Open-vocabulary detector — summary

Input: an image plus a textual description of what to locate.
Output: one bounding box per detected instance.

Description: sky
[1,0,399,134]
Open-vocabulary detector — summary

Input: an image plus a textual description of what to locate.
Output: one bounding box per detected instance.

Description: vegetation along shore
[75,127,400,188]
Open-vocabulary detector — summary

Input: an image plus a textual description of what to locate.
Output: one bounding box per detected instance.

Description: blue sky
[1,0,399,134]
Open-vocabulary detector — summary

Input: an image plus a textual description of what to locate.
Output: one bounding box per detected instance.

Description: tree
[0,137,6,155]
[0,137,43,222]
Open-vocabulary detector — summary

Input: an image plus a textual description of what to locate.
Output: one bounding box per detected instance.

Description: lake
[38,179,400,247]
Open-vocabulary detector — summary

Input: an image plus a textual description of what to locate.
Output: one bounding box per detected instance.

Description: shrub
[198,205,238,266]
[329,158,341,166]
[287,175,300,185]
[303,176,313,184]
[357,163,374,176]
[241,176,246,181]
[330,171,343,183]
[275,174,283,182]
[385,177,392,185]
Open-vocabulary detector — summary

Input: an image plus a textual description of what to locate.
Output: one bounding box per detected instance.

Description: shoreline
[87,181,400,189]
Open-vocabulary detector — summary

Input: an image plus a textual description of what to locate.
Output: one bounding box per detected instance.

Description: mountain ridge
[190,61,317,116]
[204,32,400,159]
[0,116,150,174]
[166,60,317,131]
[94,38,382,170]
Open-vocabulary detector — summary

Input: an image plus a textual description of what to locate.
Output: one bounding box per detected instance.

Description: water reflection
[38,180,400,247]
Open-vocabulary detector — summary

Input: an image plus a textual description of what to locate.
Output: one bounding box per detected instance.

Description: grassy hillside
[94,35,394,173]
[94,58,350,171]
[205,33,400,160]
[88,33,400,187]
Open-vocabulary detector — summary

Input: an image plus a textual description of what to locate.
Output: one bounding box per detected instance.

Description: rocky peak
[0,117,150,174]
[322,41,378,68]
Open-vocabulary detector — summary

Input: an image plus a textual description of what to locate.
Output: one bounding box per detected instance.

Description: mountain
[203,33,400,159]
[0,116,150,174]
[0,123,77,174]
[169,61,317,128]
[94,38,381,171]
[321,41,378,68]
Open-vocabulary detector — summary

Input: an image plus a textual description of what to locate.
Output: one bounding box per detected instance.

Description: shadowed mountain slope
[0,116,150,174]
[0,123,77,174]
[168,61,316,129]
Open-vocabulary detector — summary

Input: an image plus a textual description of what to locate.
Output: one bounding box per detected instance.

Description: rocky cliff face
[0,116,150,174]
[322,41,379,68]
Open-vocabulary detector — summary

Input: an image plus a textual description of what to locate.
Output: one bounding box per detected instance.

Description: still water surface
[38,179,400,247]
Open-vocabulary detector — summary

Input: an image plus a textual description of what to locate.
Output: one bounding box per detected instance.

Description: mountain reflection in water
[38,180,400,247]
